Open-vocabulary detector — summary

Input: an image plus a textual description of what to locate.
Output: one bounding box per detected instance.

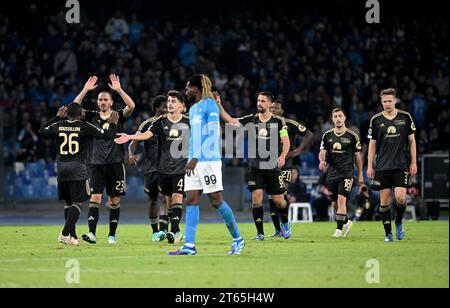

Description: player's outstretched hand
[319,161,327,172]
[56,106,67,118]
[108,111,119,125]
[83,76,99,92]
[115,133,130,144]
[108,74,122,92]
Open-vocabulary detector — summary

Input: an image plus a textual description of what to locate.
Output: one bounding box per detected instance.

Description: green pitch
[0,221,448,288]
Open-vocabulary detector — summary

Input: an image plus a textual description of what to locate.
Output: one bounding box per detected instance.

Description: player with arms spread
[217,91,291,241]
[116,90,189,244]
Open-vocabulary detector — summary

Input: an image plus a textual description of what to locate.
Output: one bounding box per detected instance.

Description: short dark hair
[67,102,82,118]
[167,90,185,104]
[332,107,346,116]
[380,88,397,98]
[259,91,274,102]
[273,99,286,111]
[98,91,113,100]
[151,95,167,111]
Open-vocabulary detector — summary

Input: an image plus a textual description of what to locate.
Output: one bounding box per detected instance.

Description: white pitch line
[0,253,242,264]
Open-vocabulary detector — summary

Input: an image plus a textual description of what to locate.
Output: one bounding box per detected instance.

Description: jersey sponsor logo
[102,123,110,130]
[385,126,401,138]
[332,142,342,150]
[259,128,268,138]
[169,129,179,138]
[387,126,396,134]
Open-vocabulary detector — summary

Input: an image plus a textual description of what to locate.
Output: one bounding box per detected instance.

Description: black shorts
[328,177,354,202]
[281,169,292,185]
[89,163,126,196]
[144,172,159,198]
[58,180,91,204]
[371,169,410,191]
[248,168,285,196]
[158,173,185,196]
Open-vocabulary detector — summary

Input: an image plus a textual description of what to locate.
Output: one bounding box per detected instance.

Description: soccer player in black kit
[128,95,168,242]
[319,108,363,238]
[270,99,313,237]
[39,103,119,246]
[216,91,291,241]
[116,90,189,244]
[367,88,417,242]
[73,75,136,244]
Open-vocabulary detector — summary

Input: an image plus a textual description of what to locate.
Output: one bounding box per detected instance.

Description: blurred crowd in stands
[0,4,448,172]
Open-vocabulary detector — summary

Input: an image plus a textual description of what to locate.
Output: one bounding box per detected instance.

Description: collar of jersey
[167,114,183,123]
[382,109,398,120]
[258,113,273,123]
[333,128,347,137]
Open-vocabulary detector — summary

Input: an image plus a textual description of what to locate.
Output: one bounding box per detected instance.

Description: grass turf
[0,221,448,288]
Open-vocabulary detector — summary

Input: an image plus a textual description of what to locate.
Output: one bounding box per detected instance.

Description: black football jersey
[284,118,309,170]
[320,128,362,181]
[368,110,416,171]
[137,116,160,175]
[84,110,128,165]
[149,114,190,175]
[39,117,115,181]
[237,113,288,171]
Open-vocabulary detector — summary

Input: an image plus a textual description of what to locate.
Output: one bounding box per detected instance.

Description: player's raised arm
[39,106,67,135]
[74,76,99,105]
[108,74,135,118]
[213,91,240,125]
[115,130,154,144]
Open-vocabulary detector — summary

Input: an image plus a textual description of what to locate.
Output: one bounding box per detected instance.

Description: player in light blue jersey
[169,74,245,255]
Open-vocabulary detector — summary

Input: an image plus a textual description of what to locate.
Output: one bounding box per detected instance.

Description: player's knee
[109,196,120,205]
[395,196,406,205]
[274,197,287,209]
[208,193,223,209]
[90,194,102,204]
[186,193,198,205]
